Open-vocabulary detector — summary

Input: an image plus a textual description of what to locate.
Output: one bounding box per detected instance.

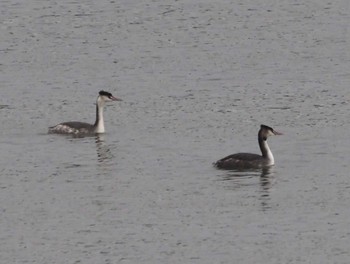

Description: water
[1,0,350,263]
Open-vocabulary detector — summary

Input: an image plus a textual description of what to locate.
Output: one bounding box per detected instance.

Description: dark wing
[49,121,95,134]
[214,153,263,170]
[218,153,262,162]
[59,121,94,130]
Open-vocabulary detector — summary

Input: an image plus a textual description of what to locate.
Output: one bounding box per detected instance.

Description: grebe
[214,124,283,170]
[48,90,121,135]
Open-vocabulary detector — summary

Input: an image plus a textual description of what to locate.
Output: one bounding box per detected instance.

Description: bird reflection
[95,134,114,165]
[217,167,274,211]
[259,167,273,193]
[259,167,273,210]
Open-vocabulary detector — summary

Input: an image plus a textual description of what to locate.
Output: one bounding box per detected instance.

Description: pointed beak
[111,96,122,101]
[273,130,283,135]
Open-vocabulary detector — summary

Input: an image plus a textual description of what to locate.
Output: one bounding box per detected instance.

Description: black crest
[260,124,273,131]
[99,90,113,97]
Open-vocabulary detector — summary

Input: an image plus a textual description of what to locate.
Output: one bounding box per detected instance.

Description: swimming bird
[214,124,282,169]
[48,90,121,135]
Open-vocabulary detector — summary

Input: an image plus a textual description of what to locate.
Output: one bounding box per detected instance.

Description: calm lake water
[1,0,350,263]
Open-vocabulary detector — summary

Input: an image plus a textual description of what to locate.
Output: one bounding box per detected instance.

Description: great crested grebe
[48,90,121,135]
[214,124,283,169]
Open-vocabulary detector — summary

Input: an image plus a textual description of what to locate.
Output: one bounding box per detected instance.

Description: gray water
[1,0,350,263]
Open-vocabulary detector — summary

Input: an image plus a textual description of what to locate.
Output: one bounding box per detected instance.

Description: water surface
[1,0,350,263]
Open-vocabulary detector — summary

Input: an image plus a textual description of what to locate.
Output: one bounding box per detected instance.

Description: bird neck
[94,99,105,133]
[258,137,274,163]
